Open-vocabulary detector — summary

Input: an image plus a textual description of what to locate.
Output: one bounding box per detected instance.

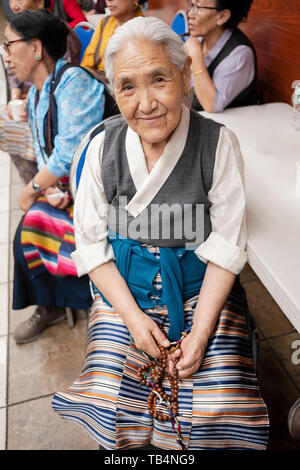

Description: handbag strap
[94,15,110,68]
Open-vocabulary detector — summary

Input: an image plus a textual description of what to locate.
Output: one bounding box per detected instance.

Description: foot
[13,306,66,344]
[288,398,300,440]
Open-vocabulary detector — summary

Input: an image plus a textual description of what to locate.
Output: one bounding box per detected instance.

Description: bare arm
[184,38,216,113]
[89,260,170,358]
[19,165,69,212]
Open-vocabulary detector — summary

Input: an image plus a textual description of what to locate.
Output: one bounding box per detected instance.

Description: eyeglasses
[187,1,218,14]
[3,39,26,55]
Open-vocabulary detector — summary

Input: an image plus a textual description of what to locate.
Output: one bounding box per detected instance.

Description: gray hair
[105,16,188,89]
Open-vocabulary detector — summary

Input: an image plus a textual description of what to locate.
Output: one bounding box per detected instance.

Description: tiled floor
[0,5,300,452]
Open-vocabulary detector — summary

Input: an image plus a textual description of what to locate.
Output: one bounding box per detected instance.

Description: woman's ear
[216,9,231,27]
[31,38,43,61]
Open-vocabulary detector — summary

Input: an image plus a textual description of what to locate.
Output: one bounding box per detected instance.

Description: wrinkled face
[187,1,222,37]
[9,0,44,15]
[105,0,137,19]
[113,39,190,150]
[4,25,38,83]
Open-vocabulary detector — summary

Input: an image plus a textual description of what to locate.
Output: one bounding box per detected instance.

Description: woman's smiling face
[113,39,190,150]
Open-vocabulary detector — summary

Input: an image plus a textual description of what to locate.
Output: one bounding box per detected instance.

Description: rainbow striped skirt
[21,195,77,277]
[52,278,269,450]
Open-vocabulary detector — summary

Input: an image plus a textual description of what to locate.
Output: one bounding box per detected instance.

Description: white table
[201,103,300,333]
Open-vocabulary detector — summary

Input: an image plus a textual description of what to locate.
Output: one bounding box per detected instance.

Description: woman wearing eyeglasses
[0,0,81,185]
[184,0,256,113]
[4,10,105,344]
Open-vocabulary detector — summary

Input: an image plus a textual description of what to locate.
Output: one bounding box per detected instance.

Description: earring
[34,54,40,60]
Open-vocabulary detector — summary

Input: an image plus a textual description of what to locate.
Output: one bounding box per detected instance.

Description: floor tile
[0,164,10,186]
[8,318,88,404]
[0,186,9,212]
[0,283,8,336]
[0,407,6,450]
[0,211,9,244]
[258,341,299,428]
[11,162,23,185]
[10,183,25,211]
[243,280,296,338]
[10,209,23,238]
[9,243,13,282]
[0,151,10,166]
[0,244,8,283]
[269,332,300,393]
[0,336,7,407]
[7,395,99,450]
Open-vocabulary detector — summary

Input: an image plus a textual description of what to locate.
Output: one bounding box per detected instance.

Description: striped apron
[52,247,269,450]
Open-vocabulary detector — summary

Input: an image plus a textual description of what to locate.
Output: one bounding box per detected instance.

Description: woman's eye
[122,84,133,91]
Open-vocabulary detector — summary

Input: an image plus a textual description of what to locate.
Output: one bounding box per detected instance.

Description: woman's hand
[45,186,71,210]
[184,37,204,59]
[168,329,208,379]
[126,311,170,359]
[19,186,38,212]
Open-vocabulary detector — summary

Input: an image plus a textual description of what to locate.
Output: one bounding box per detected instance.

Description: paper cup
[9,99,26,121]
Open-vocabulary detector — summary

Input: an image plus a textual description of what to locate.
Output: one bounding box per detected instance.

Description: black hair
[8,9,69,61]
[43,0,51,8]
[216,0,253,29]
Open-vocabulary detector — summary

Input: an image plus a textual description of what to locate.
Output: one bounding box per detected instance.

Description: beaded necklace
[136,324,190,450]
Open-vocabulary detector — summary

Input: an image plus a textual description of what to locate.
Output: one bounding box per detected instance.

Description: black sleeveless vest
[192,28,258,111]
[100,110,223,247]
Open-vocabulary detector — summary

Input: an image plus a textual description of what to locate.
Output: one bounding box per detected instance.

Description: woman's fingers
[151,324,170,349]
[130,318,170,359]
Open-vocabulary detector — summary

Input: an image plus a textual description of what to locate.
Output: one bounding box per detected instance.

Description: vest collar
[125,104,190,218]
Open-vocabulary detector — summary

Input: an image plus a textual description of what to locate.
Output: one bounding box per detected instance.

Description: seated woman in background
[0,0,81,184]
[48,0,87,28]
[4,10,105,344]
[185,0,256,112]
[80,0,146,79]
[53,16,269,450]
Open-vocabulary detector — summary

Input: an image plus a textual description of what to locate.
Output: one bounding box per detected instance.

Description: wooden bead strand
[137,323,186,449]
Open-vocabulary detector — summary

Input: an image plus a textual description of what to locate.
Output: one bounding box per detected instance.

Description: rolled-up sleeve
[71,131,115,276]
[195,126,248,274]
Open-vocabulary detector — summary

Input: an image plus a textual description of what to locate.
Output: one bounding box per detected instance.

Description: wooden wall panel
[239,0,300,104]
[146,0,300,105]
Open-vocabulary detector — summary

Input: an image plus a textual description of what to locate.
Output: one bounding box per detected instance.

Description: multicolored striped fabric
[0,113,35,162]
[52,248,269,450]
[21,195,78,277]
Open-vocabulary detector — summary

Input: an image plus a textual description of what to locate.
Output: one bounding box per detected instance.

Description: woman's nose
[9,0,19,12]
[138,88,157,114]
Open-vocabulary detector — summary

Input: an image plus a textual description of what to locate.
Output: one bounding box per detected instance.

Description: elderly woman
[185,0,257,112]
[53,17,269,450]
[4,10,105,343]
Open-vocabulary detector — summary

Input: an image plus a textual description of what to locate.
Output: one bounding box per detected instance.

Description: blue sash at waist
[94,233,207,341]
